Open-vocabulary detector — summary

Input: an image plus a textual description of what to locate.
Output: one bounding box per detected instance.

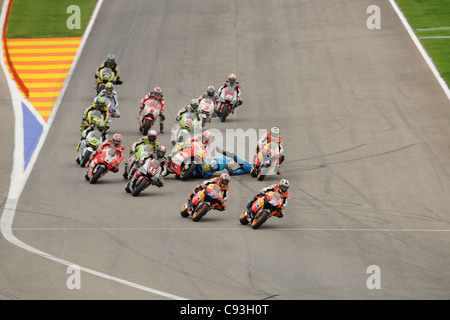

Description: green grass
[395,0,450,88]
[7,0,97,38]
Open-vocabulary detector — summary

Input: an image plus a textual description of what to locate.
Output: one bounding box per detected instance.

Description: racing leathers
[246,184,290,218]
[87,139,125,172]
[140,91,166,133]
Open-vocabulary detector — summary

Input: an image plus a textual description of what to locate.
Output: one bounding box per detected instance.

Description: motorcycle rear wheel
[180,161,196,181]
[220,105,229,122]
[80,150,92,168]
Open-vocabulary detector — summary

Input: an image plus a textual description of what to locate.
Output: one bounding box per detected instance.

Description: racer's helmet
[270,127,280,140]
[207,86,215,98]
[96,97,106,109]
[190,98,200,110]
[156,145,166,159]
[279,179,290,193]
[153,87,163,98]
[105,82,114,94]
[96,119,107,132]
[112,133,122,147]
[202,130,213,145]
[228,73,237,85]
[106,54,115,67]
[148,129,158,143]
[219,173,231,190]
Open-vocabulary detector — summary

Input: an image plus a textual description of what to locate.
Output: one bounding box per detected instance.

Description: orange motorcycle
[240,191,283,229]
[180,184,226,222]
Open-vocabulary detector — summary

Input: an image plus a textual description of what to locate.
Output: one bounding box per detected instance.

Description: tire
[257,173,265,181]
[80,150,92,168]
[142,119,152,136]
[180,160,196,181]
[192,203,210,222]
[220,105,229,122]
[239,211,249,225]
[90,166,105,184]
[180,203,189,217]
[132,178,148,197]
[251,210,269,229]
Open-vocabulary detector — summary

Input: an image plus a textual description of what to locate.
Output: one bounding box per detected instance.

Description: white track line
[0,0,186,300]
[389,0,450,101]
[11,227,450,232]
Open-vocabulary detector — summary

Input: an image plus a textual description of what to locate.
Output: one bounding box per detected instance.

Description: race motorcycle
[76,128,104,167]
[216,86,239,122]
[250,142,281,181]
[180,183,226,222]
[96,67,117,94]
[123,144,154,179]
[239,191,283,229]
[84,147,122,184]
[198,98,215,126]
[81,109,111,132]
[125,158,164,196]
[138,99,162,136]
[169,139,208,180]
[170,111,201,146]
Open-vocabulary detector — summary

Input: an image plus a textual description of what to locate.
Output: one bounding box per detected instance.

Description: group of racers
[76,55,290,224]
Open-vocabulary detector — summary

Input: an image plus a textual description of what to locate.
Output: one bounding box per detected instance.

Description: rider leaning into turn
[128,145,169,187]
[245,179,290,219]
[87,133,125,172]
[129,129,160,156]
[95,54,123,84]
[140,86,166,133]
[80,96,110,131]
[186,172,231,213]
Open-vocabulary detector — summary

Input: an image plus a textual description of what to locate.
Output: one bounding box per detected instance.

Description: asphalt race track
[1,0,450,300]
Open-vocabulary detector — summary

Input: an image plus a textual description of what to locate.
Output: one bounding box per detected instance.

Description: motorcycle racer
[127,145,169,187]
[217,73,243,108]
[96,83,120,118]
[245,179,290,219]
[95,54,123,85]
[80,96,110,131]
[185,172,231,214]
[198,86,219,105]
[216,147,252,176]
[76,119,108,152]
[130,130,159,156]
[86,133,125,171]
[175,99,201,122]
[255,127,285,174]
[140,87,166,133]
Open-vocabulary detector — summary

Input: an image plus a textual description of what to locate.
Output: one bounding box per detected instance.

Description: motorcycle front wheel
[132,178,148,196]
[90,166,105,184]
[251,210,269,229]
[192,203,210,222]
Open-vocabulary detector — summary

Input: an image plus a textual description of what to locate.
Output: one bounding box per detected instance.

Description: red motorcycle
[125,158,164,196]
[239,191,283,229]
[85,147,122,184]
[138,99,161,135]
[180,184,226,222]
[216,86,239,122]
[169,139,207,180]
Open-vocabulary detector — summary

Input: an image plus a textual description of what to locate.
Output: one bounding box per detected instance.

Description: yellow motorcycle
[95,67,117,94]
